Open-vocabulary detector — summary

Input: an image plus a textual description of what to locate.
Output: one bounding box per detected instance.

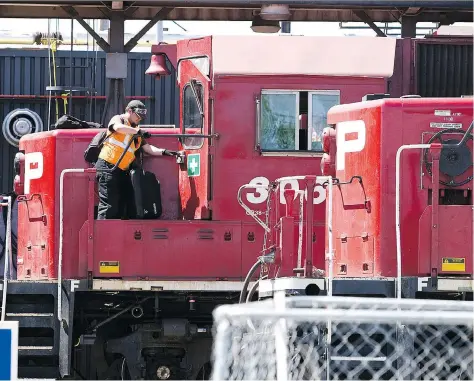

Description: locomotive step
[19,365,59,380]
[5,312,55,328]
[0,280,58,295]
[18,345,55,356]
[18,365,58,379]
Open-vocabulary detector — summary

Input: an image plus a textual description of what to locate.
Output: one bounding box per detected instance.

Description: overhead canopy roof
[0,0,472,22]
[210,35,397,77]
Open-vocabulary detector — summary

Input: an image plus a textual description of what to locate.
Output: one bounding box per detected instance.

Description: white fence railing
[211,295,474,380]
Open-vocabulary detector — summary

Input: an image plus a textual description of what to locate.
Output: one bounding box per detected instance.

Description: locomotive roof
[327,96,474,122]
[208,35,397,78]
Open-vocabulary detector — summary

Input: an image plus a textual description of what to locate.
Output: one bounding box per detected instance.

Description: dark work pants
[95,158,136,220]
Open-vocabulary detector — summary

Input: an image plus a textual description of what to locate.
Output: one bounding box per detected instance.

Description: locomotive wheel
[423,127,473,187]
[2,108,43,147]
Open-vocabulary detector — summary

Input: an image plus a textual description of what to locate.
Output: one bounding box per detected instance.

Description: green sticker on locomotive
[187,153,201,177]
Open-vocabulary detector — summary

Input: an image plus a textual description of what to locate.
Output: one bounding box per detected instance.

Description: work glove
[163,149,178,156]
[136,129,150,138]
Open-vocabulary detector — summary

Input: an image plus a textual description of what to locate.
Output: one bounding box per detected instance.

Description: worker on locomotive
[96,100,179,220]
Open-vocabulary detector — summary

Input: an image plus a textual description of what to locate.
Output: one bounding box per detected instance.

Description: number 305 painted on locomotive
[245,176,326,205]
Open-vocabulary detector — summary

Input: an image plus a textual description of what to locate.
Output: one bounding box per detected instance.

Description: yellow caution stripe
[99,261,120,274]
[441,257,465,272]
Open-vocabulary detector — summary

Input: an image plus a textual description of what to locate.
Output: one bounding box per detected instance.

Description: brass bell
[145,54,171,77]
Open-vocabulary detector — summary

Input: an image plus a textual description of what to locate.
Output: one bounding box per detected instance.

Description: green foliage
[260,94,296,151]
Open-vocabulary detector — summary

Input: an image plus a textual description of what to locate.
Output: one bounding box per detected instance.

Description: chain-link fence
[211,295,474,380]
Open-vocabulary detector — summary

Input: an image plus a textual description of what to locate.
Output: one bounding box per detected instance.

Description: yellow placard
[99,261,120,273]
[441,257,465,272]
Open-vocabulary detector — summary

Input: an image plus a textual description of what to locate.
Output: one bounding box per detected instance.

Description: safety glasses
[134,108,147,119]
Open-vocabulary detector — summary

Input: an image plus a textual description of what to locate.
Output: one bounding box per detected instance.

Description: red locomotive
[322,96,473,299]
[0,32,472,380]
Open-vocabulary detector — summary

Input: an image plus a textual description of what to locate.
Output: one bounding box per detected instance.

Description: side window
[257,89,340,154]
[309,91,340,151]
[183,81,204,149]
[260,91,299,151]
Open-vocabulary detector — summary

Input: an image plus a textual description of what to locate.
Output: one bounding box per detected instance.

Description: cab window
[182,81,204,149]
[257,89,340,154]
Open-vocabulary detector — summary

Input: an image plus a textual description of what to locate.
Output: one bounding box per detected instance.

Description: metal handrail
[58,132,138,321]
[237,184,271,233]
[1,196,12,321]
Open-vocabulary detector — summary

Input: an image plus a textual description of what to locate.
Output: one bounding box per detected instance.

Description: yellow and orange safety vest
[99,115,142,170]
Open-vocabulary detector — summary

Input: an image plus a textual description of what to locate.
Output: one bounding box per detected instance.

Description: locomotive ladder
[1,195,12,321]
[0,195,60,379]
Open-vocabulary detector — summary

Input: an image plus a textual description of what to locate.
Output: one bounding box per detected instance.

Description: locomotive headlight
[322,127,334,153]
[321,153,336,177]
[321,127,336,177]
[14,152,24,175]
[13,152,25,195]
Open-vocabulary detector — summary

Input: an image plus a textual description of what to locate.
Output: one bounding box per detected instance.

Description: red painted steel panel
[91,220,242,279]
[17,129,180,280]
[212,75,386,272]
[17,135,56,280]
[418,206,473,275]
[327,97,473,278]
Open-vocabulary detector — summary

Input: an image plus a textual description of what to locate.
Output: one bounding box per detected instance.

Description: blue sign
[0,321,18,380]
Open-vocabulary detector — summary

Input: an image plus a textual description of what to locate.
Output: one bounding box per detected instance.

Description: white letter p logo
[24,152,44,194]
[336,120,366,171]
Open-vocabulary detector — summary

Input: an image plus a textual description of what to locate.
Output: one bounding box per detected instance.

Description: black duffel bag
[55,114,104,130]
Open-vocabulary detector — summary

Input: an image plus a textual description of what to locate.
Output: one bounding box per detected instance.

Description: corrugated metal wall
[0,49,179,194]
[416,41,473,97]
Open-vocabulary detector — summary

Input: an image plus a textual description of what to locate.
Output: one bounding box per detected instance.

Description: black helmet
[126,100,147,120]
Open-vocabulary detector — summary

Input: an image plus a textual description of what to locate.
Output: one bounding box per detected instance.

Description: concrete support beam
[101,9,174,123]
[103,12,126,125]
[281,21,291,34]
[108,12,125,52]
[401,16,417,38]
